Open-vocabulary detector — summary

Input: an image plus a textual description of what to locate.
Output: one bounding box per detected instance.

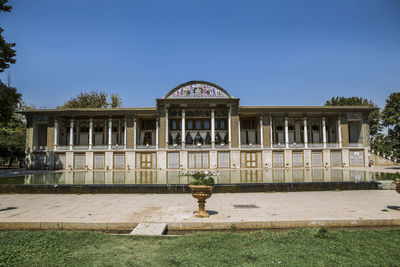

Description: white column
[117,119,121,146]
[228,109,231,148]
[284,117,289,148]
[338,116,342,147]
[123,117,127,149]
[76,120,80,145]
[54,119,58,150]
[165,109,169,147]
[103,120,107,145]
[322,117,327,148]
[238,118,241,147]
[108,118,112,150]
[181,109,185,147]
[69,119,74,150]
[155,117,159,148]
[259,115,263,147]
[304,117,308,148]
[133,117,137,149]
[89,118,93,150]
[270,115,273,148]
[211,109,215,148]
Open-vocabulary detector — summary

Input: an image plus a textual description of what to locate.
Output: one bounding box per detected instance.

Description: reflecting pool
[0,169,395,185]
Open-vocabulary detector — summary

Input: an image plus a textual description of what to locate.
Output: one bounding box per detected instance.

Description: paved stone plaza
[0,190,399,231]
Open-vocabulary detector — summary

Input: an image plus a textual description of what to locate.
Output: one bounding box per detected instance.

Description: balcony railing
[240,144,261,148]
[168,144,182,149]
[289,143,305,148]
[136,145,156,149]
[185,144,212,149]
[92,145,108,150]
[349,143,363,147]
[327,143,339,148]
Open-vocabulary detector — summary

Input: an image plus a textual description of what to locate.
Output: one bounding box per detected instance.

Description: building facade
[23,81,375,170]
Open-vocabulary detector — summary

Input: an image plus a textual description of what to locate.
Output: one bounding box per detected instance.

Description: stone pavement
[0,190,400,231]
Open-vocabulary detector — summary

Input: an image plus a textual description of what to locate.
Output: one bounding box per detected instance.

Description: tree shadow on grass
[0,207,17,212]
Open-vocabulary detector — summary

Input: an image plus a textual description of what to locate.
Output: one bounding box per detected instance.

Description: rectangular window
[349,150,364,166]
[218,152,230,168]
[292,152,303,167]
[331,151,342,167]
[113,153,125,169]
[312,152,323,167]
[167,152,180,169]
[94,153,105,169]
[74,153,85,169]
[136,152,156,169]
[240,152,260,168]
[220,120,226,130]
[195,120,201,130]
[188,120,193,130]
[273,152,284,168]
[188,152,209,169]
[204,120,210,129]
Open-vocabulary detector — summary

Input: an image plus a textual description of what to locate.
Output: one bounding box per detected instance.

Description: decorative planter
[189,185,214,218]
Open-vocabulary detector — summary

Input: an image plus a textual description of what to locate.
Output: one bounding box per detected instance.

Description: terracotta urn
[189,185,214,218]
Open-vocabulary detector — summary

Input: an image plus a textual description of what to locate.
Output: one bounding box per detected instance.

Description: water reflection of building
[22,81,375,170]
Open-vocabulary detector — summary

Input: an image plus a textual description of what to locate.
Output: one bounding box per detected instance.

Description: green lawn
[1,228,399,266]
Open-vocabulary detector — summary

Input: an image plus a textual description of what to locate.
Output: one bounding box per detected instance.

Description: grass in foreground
[1,228,400,266]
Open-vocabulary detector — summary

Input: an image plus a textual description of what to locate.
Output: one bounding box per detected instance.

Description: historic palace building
[22,81,375,170]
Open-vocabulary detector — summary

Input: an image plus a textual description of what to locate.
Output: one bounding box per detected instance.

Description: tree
[0,81,21,124]
[0,0,24,167]
[60,91,122,108]
[325,96,381,137]
[381,92,400,156]
[0,0,16,73]
[110,93,122,108]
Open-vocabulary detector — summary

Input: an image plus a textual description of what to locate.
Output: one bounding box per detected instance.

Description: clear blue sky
[1,0,399,109]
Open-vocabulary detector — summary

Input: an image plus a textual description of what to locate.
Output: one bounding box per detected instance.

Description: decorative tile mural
[167,83,229,98]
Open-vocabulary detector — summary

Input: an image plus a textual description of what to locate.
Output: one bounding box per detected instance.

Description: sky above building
[1,0,399,109]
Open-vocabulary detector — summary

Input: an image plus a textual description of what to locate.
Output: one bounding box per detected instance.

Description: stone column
[260,115,263,147]
[89,118,93,150]
[211,109,215,148]
[284,117,289,148]
[69,119,74,150]
[124,117,127,149]
[228,109,231,148]
[165,109,169,147]
[304,117,308,148]
[322,117,327,148]
[337,116,342,147]
[54,118,58,150]
[270,115,273,148]
[156,117,159,148]
[133,117,137,149]
[108,118,112,150]
[181,109,185,148]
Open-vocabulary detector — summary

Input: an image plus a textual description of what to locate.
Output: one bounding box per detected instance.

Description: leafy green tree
[325,96,381,137]
[110,93,122,108]
[60,91,122,108]
[382,92,400,156]
[0,115,25,167]
[0,0,24,167]
[0,0,16,72]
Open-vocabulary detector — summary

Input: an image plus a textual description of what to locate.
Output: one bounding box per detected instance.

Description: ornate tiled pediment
[165,81,231,99]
